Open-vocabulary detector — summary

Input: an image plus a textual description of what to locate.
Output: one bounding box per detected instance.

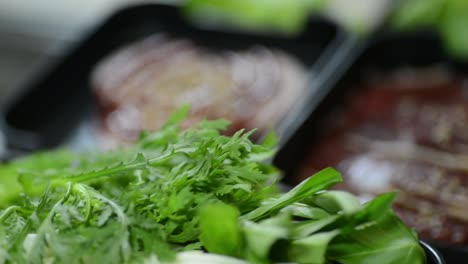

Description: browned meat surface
[91,34,307,145]
[299,67,468,244]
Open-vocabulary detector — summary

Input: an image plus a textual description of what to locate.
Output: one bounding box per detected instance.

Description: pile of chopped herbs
[0,107,426,263]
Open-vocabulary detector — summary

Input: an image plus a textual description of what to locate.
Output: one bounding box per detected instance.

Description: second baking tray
[274,30,468,263]
[0,3,348,156]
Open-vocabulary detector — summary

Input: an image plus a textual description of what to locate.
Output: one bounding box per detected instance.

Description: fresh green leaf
[305,190,361,214]
[327,211,425,264]
[260,130,279,149]
[289,230,339,264]
[281,202,330,220]
[292,215,340,238]
[241,167,342,221]
[243,213,291,263]
[199,203,243,257]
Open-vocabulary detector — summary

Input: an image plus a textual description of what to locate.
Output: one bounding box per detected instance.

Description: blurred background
[1,0,467,107]
[0,0,397,106]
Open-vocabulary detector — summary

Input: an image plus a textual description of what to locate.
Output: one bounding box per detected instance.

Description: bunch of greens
[391,0,468,60]
[0,107,425,263]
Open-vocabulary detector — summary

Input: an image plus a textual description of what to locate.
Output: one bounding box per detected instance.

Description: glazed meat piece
[299,67,468,244]
[91,34,307,145]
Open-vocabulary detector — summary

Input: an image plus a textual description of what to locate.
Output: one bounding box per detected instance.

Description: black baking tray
[274,30,468,181]
[0,3,348,157]
[274,30,466,263]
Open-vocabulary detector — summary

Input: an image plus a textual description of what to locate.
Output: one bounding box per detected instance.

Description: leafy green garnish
[0,109,426,263]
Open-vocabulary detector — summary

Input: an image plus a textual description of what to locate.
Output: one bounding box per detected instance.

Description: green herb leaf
[289,230,339,264]
[305,190,361,214]
[199,203,243,258]
[241,167,342,221]
[327,211,425,264]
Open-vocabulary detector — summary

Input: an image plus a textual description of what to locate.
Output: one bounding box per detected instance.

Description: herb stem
[51,151,177,186]
[0,206,21,223]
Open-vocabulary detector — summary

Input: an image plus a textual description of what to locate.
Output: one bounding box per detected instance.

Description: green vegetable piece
[306,190,361,214]
[292,215,340,238]
[199,203,243,258]
[241,168,342,221]
[243,214,290,263]
[281,202,330,220]
[162,104,190,128]
[327,211,425,264]
[260,130,279,149]
[0,150,76,206]
[355,192,397,223]
[289,230,339,264]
